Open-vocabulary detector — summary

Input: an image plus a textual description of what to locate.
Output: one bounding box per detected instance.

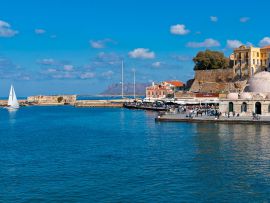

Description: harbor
[2,1,270,202]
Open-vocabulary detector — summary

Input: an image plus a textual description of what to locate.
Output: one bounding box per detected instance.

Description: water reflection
[193,123,270,200]
[8,108,17,125]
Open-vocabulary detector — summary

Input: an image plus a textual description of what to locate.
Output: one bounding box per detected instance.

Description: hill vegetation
[193,50,230,70]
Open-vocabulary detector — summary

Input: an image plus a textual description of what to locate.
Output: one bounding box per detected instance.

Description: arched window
[255,102,262,115]
[241,102,247,112]
[229,102,234,112]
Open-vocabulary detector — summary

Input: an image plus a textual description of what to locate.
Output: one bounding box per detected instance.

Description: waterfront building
[260,45,270,70]
[232,45,270,78]
[145,80,184,100]
[232,45,261,77]
[219,71,270,116]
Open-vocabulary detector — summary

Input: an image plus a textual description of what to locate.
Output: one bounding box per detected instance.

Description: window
[241,102,247,112]
[229,102,234,112]
[253,59,255,65]
[257,52,259,57]
[257,59,259,64]
[268,104,270,113]
[255,102,262,115]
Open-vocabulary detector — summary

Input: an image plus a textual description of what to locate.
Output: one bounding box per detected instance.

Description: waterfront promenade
[156,113,270,124]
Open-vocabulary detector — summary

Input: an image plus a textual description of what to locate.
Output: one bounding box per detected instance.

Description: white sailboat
[6,85,19,109]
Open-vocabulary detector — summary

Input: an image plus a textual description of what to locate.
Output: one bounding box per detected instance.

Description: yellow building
[232,45,270,78]
[233,45,261,77]
[260,45,270,68]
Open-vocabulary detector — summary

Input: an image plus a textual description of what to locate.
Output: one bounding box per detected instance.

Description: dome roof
[227,93,239,100]
[240,92,252,99]
[247,71,270,93]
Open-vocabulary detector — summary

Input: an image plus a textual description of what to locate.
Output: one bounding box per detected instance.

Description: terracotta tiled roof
[146,86,168,90]
[261,45,270,49]
[165,80,185,87]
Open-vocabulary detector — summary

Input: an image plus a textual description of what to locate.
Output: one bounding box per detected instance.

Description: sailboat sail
[7,85,19,108]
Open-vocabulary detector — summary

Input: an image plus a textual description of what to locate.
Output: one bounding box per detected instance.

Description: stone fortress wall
[190,69,247,93]
[27,95,77,105]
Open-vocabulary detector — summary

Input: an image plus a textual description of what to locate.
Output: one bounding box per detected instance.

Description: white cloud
[152,61,162,67]
[240,17,250,23]
[170,24,190,35]
[47,68,57,73]
[38,58,56,65]
[0,20,18,37]
[101,70,114,79]
[63,65,74,71]
[128,48,155,59]
[96,52,120,63]
[52,72,74,79]
[80,72,95,79]
[174,55,192,61]
[226,40,243,49]
[259,37,270,47]
[210,16,218,22]
[35,29,46,34]
[90,40,105,48]
[186,38,220,48]
[90,38,115,49]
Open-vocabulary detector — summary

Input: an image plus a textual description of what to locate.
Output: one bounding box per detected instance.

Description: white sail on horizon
[7,85,19,109]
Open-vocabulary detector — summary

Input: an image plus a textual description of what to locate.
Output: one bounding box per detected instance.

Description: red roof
[165,80,185,87]
[261,45,270,49]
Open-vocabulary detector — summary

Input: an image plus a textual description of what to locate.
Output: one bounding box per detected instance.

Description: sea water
[0,106,269,202]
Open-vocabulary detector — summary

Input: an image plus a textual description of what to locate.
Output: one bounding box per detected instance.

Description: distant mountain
[100,83,150,96]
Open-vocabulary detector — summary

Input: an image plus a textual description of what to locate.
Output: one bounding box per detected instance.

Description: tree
[57,96,64,103]
[193,50,229,70]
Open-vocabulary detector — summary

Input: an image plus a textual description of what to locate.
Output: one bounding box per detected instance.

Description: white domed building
[219,71,270,116]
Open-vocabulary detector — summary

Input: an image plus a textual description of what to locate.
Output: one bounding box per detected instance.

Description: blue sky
[1,0,270,96]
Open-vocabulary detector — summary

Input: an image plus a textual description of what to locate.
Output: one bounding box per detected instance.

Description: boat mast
[121,60,124,98]
[133,69,136,99]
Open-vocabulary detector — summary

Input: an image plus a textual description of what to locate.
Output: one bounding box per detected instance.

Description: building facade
[145,80,185,99]
[219,71,270,116]
[232,45,270,78]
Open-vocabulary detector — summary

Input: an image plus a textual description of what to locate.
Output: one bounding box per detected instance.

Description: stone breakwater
[75,99,127,107]
[27,95,77,105]
[0,100,27,106]
[1,97,127,108]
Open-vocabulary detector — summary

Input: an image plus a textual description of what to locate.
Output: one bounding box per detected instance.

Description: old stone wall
[194,69,235,82]
[190,69,248,93]
[27,95,77,105]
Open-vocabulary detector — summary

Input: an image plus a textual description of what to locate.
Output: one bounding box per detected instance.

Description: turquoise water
[0,106,270,202]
